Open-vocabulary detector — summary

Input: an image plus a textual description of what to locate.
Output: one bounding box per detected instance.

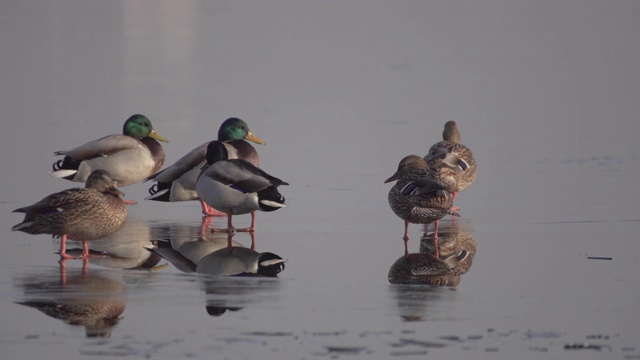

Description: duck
[12,170,128,259]
[385,155,458,257]
[196,246,286,277]
[424,121,476,211]
[51,114,168,188]
[15,269,126,338]
[146,227,244,273]
[387,250,469,286]
[196,140,288,233]
[145,117,265,216]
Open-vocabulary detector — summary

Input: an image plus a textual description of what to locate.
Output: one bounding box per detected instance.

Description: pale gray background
[1,1,639,359]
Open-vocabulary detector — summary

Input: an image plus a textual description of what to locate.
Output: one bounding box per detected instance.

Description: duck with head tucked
[12,170,128,259]
[51,114,168,191]
[385,155,458,257]
[424,121,476,212]
[196,141,288,233]
[145,117,265,216]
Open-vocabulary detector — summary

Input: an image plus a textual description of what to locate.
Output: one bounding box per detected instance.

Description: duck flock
[11,115,475,276]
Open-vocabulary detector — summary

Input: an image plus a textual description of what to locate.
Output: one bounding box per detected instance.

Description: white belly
[196,176,260,215]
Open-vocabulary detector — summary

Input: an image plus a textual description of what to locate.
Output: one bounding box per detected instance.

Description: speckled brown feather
[12,171,128,241]
[387,160,454,225]
[425,121,477,192]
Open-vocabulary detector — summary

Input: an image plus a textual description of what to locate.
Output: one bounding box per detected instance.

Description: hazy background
[1,1,639,359]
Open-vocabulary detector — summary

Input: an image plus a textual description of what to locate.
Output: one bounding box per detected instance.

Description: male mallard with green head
[385,155,458,257]
[196,141,288,233]
[51,114,168,188]
[145,117,265,216]
[12,170,128,259]
[424,121,476,211]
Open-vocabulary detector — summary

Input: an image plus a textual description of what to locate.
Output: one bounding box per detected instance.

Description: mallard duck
[196,141,288,232]
[196,246,286,277]
[424,121,476,211]
[145,117,265,216]
[12,170,128,259]
[420,234,475,276]
[387,250,469,286]
[385,155,458,257]
[51,114,168,187]
[16,269,126,338]
[146,227,244,273]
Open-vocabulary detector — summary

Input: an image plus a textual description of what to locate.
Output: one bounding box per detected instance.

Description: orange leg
[200,199,227,217]
[58,234,76,259]
[211,211,235,233]
[432,220,440,258]
[236,212,257,232]
[450,192,460,212]
[227,232,235,251]
[403,220,410,257]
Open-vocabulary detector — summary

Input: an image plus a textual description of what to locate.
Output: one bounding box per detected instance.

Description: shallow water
[1,1,640,359]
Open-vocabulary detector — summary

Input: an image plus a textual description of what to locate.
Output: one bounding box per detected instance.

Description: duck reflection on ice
[148,229,286,277]
[148,219,244,272]
[62,219,164,270]
[388,219,476,286]
[201,274,283,317]
[147,221,286,317]
[13,263,126,337]
[388,220,476,321]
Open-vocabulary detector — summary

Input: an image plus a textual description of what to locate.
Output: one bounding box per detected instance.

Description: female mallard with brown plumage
[424,121,476,211]
[385,155,458,257]
[12,170,128,259]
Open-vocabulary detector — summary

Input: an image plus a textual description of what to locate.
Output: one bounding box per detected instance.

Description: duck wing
[208,159,288,193]
[145,142,207,182]
[54,135,143,160]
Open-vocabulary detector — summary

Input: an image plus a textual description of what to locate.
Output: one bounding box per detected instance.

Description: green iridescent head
[123,114,168,142]
[217,117,265,145]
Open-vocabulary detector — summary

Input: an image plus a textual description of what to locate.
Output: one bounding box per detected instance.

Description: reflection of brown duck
[15,265,126,338]
[387,251,468,286]
[420,225,476,276]
[389,220,476,285]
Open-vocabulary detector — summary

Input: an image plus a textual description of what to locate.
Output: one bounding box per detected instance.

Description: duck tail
[145,182,171,202]
[51,156,81,179]
[257,252,287,277]
[11,221,32,232]
[257,186,287,212]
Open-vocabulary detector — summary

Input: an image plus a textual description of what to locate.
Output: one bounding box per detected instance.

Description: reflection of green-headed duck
[385,155,458,257]
[196,141,288,232]
[424,121,476,211]
[12,170,128,259]
[51,114,168,187]
[146,117,265,216]
[197,247,286,277]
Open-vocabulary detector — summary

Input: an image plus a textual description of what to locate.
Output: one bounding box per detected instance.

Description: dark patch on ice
[324,345,371,355]
[242,331,294,337]
[390,338,446,349]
